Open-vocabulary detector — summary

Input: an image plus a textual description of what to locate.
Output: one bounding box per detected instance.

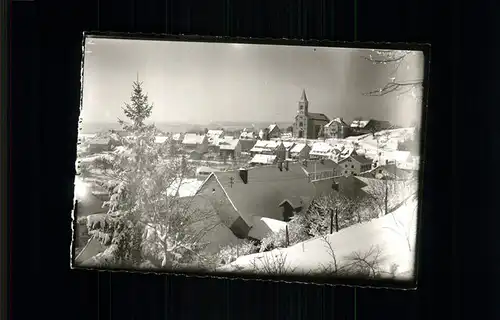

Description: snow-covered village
[73,37,424,282]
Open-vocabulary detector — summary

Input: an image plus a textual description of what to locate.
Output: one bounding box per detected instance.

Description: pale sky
[81,37,425,127]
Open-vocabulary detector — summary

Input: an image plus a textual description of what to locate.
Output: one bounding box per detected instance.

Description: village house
[292,89,330,139]
[324,118,351,139]
[338,150,373,176]
[300,159,341,182]
[196,166,221,181]
[239,129,257,140]
[87,137,113,154]
[274,142,288,163]
[191,164,320,240]
[266,124,281,139]
[350,119,393,135]
[188,150,204,160]
[206,129,225,145]
[289,143,311,160]
[249,140,280,156]
[359,163,413,180]
[239,139,257,153]
[181,133,209,154]
[154,136,169,145]
[218,138,242,160]
[309,142,335,159]
[109,129,129,137]
[171,133,185,145]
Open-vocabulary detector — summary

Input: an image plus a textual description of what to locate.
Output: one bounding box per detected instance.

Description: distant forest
[79,121,293,134]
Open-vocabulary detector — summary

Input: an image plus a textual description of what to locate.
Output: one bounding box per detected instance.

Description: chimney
[284,161,289,171]
[239,168,248,184]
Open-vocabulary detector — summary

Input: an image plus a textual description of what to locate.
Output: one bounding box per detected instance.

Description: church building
[292,89,330,139]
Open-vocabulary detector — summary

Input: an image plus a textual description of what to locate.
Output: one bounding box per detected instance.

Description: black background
[10,0,497,319]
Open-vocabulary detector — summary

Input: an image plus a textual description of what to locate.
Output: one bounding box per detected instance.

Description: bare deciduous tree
[306,192,362,236]
[249,251,296,275]
[362,50,423,101]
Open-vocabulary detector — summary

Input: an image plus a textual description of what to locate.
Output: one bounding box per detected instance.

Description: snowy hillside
[218,196,418,280]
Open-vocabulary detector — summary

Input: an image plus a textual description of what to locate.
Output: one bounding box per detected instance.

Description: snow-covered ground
[218,196,418,280]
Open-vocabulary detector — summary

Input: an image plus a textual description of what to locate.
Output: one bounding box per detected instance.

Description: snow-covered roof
[290,143,307,153]
[250,140,279,152]
[207,129,224,137]
[282,141,295,150]
[308,113,330,122]
[155,136,169,144]
[89,138,110,145]
[248,216,288,240]
[268,124,279,133]
[196,166,219,175]
[219,138,240,151]
[325,118,349,127]
[166,178,204,198]
[250,154,277,165]
[172,133,184,141]
[240,131,256,139]
[182,133,206,145]
[350,120,370,128]
[310,142,334,155]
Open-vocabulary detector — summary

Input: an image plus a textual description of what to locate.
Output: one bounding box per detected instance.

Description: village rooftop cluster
[74,88,420,279]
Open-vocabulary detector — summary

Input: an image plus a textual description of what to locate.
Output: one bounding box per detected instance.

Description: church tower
[298,89,309,115]
[294,89,309,139]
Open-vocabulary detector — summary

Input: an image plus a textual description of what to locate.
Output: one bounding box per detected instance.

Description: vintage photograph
[73,35,425,284]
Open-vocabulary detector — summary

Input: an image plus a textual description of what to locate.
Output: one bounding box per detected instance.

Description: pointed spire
[300,89,308,102]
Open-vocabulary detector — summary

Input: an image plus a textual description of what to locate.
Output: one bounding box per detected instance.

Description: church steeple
[297,89,309,116]
[300,89,308,102]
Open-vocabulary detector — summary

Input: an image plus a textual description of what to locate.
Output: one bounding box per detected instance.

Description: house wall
[198,140,209,153]
[325,122,351,139]
[339,157,372,176]
[296,145,311,159]
[269,128,280,139]
[339,158,361,176]
[275,145,286,161]
[88,144,109,154]
[234,142,242,158]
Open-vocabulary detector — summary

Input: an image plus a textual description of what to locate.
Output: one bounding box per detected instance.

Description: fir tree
[83,79,223,269]
[121,80,154,131]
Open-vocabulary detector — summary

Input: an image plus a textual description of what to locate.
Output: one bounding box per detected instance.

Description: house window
[351,165,354,169]
[345,164,348,168]
[299,122,303,127]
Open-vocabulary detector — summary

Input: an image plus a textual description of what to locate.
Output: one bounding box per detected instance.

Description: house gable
[193,174,249,237]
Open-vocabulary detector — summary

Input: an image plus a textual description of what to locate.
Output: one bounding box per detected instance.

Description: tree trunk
[384,180,388,216]
[329,209,334,234]
[285,225,290,247]
[335,208,339,232]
